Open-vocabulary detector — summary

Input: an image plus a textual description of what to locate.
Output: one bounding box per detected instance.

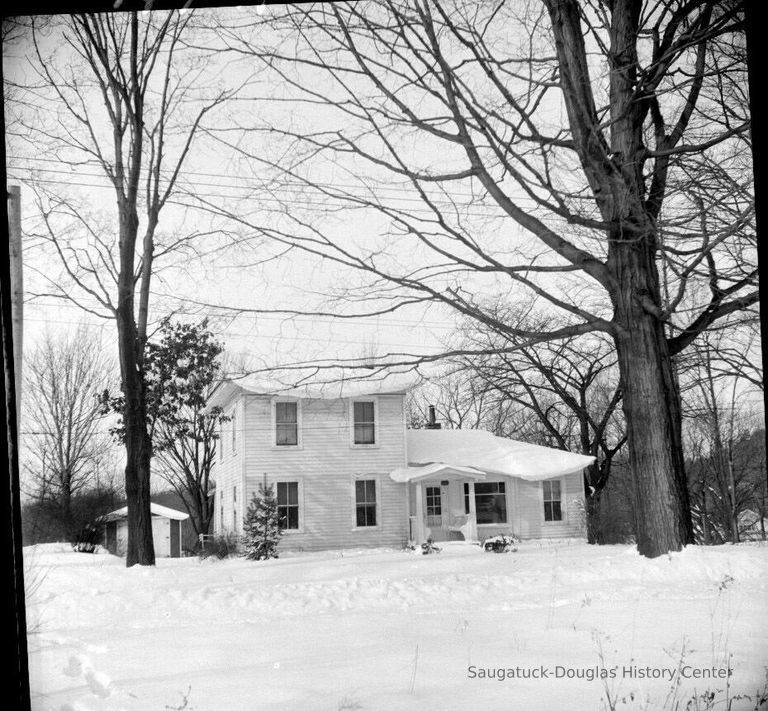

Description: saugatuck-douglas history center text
[466,665,733,683]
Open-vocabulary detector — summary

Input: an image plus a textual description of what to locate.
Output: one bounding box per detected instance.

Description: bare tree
[408,373,507,431]
[22,327,115,539]
[684,335,764,543]
[456,324,626,543]
[188,1,753,557]
[8,13,229,565]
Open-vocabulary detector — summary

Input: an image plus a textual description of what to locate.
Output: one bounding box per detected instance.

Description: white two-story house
[208,375,594,552]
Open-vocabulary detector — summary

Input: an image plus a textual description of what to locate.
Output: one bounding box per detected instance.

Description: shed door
[106,522,117,553]
[170,519,181,558]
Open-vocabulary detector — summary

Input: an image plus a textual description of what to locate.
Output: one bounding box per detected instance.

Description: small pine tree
[241,482,282,560]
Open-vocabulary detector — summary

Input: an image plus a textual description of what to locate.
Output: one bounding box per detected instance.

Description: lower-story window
[543,480,563,522]
[355,479,377,527]
[277,481,300,530]
[474,482,507,524]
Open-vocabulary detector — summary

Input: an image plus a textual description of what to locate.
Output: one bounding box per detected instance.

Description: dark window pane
[426,486,442,516]
[356,504,376,527]
[276,483,300,529]
[353,402,375,444]
[354,423,375,444]
[474,482,507,524]
[551,501,561,521]
[276,402,297,423]
[276,423,298,446]
[355,480,376,526]
[275,403,298,445]
[355,480,375,504]
[464,483,470,514]
[354,401,374,422]
[543,480,562,521]
[475,482,505,496]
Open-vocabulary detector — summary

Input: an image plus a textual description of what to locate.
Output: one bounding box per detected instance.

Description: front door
[425,485,442,529]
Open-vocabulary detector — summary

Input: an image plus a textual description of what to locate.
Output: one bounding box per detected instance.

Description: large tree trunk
[611,239,694,557]
[585,487,603,545]
[119,313,155,567]
[118,204,155,567]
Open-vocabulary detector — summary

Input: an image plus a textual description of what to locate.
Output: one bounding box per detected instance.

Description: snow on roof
[100,502,190,523]
[390,462,488,483]
[208,371,420,407]
[403,429,595,481]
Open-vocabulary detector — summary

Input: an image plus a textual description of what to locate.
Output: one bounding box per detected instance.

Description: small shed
[101,503,189,558]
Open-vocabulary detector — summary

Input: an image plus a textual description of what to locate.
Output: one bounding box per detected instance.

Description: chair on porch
[447,510,475,542]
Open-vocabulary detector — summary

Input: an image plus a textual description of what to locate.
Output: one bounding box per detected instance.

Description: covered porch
[393,428,596,545]
[391,463,488,544]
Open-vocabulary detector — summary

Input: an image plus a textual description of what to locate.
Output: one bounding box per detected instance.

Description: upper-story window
[352,400,376,445]
[275,401,299,446]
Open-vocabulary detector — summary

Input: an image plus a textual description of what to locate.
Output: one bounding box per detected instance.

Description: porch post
[467,481,477,542]
[414,482,426,543]
[405,482,412,542]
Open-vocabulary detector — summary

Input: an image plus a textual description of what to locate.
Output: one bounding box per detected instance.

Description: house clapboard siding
[210,380,590,551]
[514,471,585,539]
[217,393,408,552]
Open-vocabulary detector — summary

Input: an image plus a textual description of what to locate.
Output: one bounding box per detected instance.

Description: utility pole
[7,186,22,413]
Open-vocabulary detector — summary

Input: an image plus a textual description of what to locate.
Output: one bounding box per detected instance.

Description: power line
[7,154,588,209]
[25,298,462,331]
[7,171,544,222]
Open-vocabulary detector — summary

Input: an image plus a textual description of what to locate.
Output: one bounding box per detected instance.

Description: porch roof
[403,429,595,482]
[389,462,487,483]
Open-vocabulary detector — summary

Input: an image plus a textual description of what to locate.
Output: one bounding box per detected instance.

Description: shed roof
[100,502,190,523]
[399,429,595,482]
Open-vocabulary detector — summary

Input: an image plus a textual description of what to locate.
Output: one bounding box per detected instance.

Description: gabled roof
[207,371,420,409]
[390,462,487,483]
[100,502,190,523]
[401,429,595,482]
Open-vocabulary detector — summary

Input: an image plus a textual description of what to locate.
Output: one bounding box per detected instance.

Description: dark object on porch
[73,523,99,553]
[483,534,518,553]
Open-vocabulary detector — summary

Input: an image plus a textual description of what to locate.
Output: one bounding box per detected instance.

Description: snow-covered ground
[24,540,768,711]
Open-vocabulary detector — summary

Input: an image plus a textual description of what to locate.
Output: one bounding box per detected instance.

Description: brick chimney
[425,405,441,429]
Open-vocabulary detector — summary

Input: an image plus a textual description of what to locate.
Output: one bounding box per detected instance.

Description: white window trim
[349,397,380,449]
[275,479,305,534]
[474,479,511,527]
[541,478,566,524]
[271,398,303,449]
[350,474,381,530]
